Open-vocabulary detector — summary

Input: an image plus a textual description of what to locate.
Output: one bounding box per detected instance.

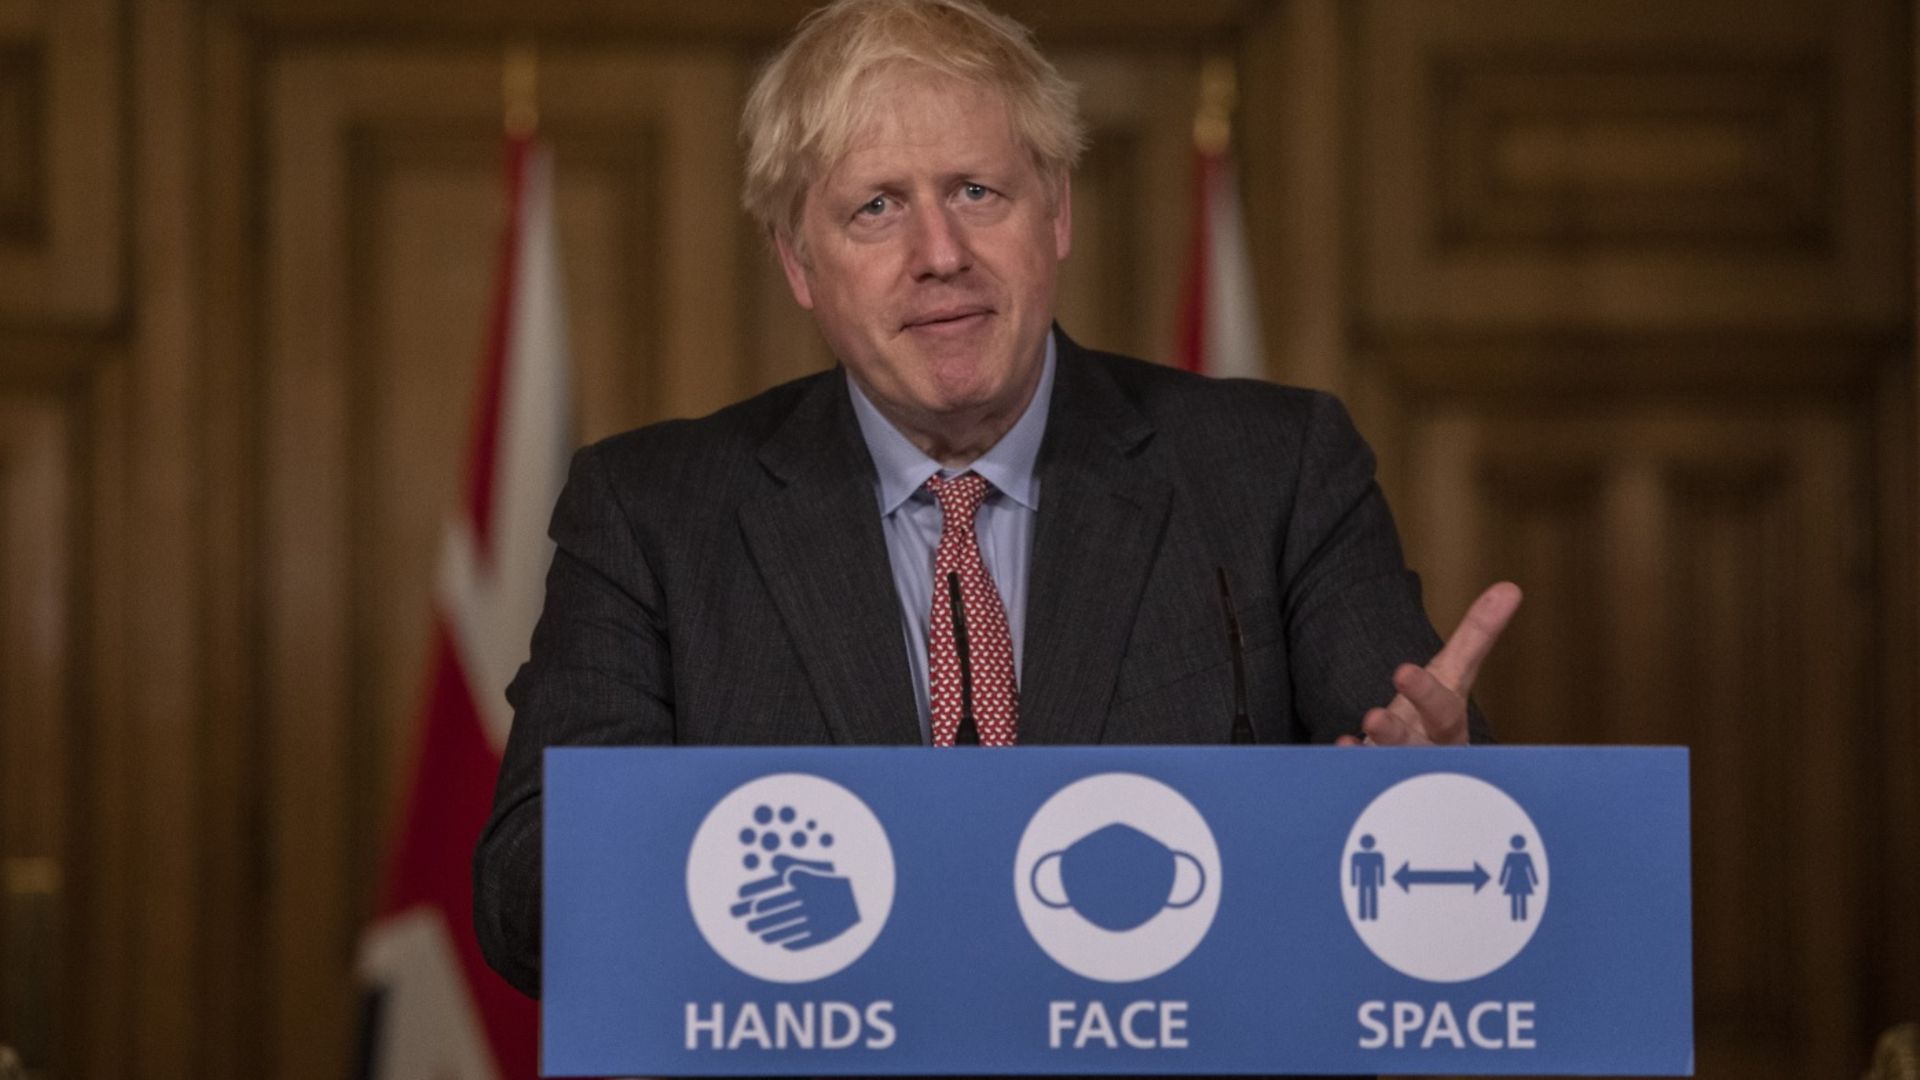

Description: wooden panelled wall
[0,0,1912,1077]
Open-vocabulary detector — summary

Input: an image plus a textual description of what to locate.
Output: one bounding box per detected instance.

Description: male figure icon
[1351,834,1387,921]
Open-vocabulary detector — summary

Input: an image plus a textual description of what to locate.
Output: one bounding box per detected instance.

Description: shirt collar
[848,330,1055,516]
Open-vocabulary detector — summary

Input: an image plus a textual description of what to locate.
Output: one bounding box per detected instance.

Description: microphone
[1216,567,1257,744]
[947,571,981,745]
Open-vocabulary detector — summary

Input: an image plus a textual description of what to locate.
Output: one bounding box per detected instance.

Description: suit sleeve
[473,441,676,998]
[1278,392,1492,744]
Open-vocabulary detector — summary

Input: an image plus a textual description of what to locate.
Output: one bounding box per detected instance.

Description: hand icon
[728,854,862,950]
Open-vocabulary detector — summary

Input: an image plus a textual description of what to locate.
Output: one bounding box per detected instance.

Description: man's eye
[857,196,888,216]
[962,183,989,200]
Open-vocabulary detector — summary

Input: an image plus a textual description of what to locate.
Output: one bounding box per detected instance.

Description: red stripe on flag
[379,617,538,1076]
[463,135,533,561]
[1175,150,1218,374]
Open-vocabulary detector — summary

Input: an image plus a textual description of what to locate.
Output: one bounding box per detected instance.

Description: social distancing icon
[1341,773,1548,983]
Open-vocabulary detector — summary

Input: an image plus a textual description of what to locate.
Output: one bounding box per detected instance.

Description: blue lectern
[544,746,1692,1076]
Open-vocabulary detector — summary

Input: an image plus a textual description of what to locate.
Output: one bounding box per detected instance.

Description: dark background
[0,0,1913,1076]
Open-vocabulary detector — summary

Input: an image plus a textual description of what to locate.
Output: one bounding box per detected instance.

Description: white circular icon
[1342,772,1548,982]
[1013,773,1221,983]
[686,773,894,983]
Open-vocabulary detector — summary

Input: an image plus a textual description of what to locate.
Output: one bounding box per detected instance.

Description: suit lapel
[1019,335,1172,745]
[739,374,922,745]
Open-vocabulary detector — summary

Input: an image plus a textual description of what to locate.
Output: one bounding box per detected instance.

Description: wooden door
[1240,0,1918,1075]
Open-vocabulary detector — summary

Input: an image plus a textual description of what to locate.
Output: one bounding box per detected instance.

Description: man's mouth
[903,307,992,332]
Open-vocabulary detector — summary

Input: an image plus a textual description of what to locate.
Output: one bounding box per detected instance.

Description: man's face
[775,72,1071,447]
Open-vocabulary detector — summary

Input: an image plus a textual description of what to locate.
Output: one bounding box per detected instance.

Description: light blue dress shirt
[846,333,1056,744]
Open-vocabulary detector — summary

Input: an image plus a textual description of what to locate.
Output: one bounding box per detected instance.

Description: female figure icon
[1499,835,1540,921]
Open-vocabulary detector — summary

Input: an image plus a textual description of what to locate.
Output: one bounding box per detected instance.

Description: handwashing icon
[686,773,895,983]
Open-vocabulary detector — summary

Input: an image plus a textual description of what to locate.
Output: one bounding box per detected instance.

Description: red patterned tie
[926,472,1019,747]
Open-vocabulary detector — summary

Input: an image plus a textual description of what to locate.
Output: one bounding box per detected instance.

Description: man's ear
[772,226,815,310]
[1052,174,1072,262]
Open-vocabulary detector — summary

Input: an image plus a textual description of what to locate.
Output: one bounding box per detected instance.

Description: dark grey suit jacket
[474,331,1478,1003]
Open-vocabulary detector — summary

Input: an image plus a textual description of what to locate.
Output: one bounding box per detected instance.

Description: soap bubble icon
[1014,773,1221,982]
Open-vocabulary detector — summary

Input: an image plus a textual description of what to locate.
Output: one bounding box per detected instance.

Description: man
[475,0,1520,1001]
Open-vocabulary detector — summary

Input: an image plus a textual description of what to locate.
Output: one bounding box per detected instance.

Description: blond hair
[741,0,1086,244]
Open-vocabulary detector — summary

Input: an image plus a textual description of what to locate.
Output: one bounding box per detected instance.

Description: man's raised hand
[1336,582,1523,747]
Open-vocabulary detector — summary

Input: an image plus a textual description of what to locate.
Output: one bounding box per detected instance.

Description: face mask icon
[1030,822,1207,932]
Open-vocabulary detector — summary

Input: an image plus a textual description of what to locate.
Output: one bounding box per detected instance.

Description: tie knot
[925,471,991,523]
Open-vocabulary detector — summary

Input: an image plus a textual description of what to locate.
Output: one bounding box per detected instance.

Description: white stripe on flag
[440,142,573,753]
[1203,160,1265,380]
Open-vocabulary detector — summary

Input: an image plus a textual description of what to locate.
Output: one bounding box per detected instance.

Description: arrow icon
[1393,861,1491,893]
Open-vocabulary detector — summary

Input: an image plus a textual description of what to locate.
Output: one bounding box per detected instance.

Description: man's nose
[909,204,971,280]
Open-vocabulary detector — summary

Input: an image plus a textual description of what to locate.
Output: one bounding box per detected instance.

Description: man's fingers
[1386,689,1431,745]
[1361,705,1417,746]
[1394,663,1466,744]
[1357,584,1520,746]
[1427,582,1523,693]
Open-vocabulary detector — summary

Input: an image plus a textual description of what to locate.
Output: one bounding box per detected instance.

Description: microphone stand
[1217,567,1257,744]
[947,572,981,745]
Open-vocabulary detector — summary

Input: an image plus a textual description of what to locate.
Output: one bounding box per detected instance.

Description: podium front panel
[544,746,1692,1076]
